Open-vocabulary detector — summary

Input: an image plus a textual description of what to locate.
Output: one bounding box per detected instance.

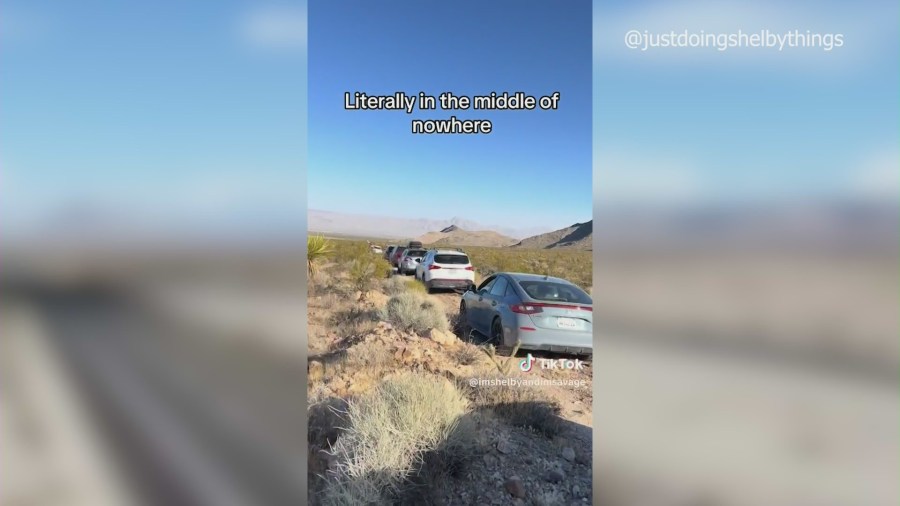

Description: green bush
[349,257,392,292]
[308,235,334,276]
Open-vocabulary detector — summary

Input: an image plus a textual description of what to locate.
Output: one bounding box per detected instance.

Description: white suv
[415,249,476,293]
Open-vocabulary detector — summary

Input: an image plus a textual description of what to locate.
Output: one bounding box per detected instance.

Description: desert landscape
[307,223,594,505]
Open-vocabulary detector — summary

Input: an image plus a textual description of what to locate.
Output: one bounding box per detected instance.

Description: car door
[470,276,496,334]
[485,275,510,327]
[418,251,433,280]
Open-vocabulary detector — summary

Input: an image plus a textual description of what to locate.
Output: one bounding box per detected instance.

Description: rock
[308,360,324,382]
[426,327,458,346]
[483,453,499,467]
[496,437,513,455]
[504,477,526,499]
[545,468,565,483]
[354,290,363,301]
[561,447,576,462]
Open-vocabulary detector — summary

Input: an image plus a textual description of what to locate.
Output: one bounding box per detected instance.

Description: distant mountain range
[308,209,553,240]
[416,225,518,247]
[513,221,593,250]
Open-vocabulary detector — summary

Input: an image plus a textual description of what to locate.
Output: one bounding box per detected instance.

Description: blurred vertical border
[1,1,309,505]
[592,1,898,505]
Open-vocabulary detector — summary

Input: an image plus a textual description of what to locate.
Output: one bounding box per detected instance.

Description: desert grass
[456,373,562,437]
[378,291,449,334]
[320,373,469,505]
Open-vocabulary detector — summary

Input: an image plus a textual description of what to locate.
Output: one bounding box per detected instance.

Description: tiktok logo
[519,353,536,372]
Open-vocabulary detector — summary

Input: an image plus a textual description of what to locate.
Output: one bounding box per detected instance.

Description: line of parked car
[383,241,476,293]
[380,240,593,356]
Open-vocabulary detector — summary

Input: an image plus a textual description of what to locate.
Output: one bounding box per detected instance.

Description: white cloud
[237,5,306,53]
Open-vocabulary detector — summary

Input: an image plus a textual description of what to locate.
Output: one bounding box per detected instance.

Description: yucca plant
[480,341,521,375]
[307,235,333,276]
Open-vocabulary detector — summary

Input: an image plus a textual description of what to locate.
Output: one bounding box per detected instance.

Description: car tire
[456,302,471,339]
[425,281,434,294]
[491,318,513,356]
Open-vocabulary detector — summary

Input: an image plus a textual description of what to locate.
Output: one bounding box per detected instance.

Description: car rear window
[406,249,426,257]
[434,254,469,265]
[518,281,591,304]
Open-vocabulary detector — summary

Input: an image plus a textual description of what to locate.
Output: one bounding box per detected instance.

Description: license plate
[556,317,578,329]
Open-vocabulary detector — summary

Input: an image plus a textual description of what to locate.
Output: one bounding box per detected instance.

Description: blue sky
[2,1,895,243]
[1,1,307,241]
[593,0,899,208]
[308,0,593,231]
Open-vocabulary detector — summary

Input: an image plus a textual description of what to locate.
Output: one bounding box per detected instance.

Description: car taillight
[464,266,474,271]
[511,302,591,313]
[428,265,441,270]
[510,303,543,314]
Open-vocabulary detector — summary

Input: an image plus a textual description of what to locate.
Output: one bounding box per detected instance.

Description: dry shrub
[378,292,448,334]
[382,275,408,295]
[452,344,482,366]
[320,373,469,505]
[458,375,562,437]
[329,306,380,343]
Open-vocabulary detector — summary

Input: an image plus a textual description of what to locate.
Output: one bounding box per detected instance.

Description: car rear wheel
[425,280,434,294]
[456,302,471,339]
[491,318,513,356]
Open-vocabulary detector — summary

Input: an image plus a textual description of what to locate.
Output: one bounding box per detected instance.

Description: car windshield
[434,254,469,265]
[394,247,406,254]
[405,249,426,257]
[518,280,592,304]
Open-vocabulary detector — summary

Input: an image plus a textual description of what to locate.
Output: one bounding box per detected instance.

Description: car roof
[496,272,575,284]
[432,249,467,255]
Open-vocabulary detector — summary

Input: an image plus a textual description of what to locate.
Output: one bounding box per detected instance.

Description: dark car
[389,246,407,268]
